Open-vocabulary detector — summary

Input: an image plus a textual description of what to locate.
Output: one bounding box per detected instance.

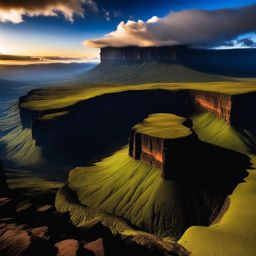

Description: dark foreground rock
[0,161,189,256]
[0,161,9,196]
[129,113,195,179]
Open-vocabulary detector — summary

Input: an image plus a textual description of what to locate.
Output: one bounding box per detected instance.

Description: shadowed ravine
[20,90,194,166]
[1,86,254,241]
[61,125,250,238]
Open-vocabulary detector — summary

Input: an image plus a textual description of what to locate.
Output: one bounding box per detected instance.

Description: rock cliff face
[17,87,256,169]
[101,46,188,64]
[129,113,249,191]
[18,90,194,166]
[129,114,197,179]
[193,91,256,130]
[100,46,256,77]
[193,91,232,123]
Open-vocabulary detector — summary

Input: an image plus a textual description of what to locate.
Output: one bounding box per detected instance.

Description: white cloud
[85,4,256,48]
[0,0,97,23]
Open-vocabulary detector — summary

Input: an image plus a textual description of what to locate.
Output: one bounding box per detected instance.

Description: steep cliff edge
[129,113,195,179]
[193,91,256,132]
[15,84,256,170]
[80,46,256,84]
[193,91,232,123]
[100,46,188,64]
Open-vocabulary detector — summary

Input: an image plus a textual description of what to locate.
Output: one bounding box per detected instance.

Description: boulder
[0,229,31,256]
[55,239,80,256]
[84,238,104,256]
[28,226,49,240]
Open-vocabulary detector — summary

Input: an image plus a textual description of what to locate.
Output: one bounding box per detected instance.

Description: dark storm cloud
[221,41,235,47]
[0,0,97,23]
[85,4,256,48]
[237,37,256,47]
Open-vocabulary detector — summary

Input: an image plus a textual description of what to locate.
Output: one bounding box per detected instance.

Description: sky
[0,0,256,64]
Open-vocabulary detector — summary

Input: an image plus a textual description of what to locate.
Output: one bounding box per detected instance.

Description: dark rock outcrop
[129,113,249,192]
[0,161,9,196]
[17,88,256,171]
[19,90,194,167]
[0,161,15,218]
[129,114,196,179]
[0,179,189,256]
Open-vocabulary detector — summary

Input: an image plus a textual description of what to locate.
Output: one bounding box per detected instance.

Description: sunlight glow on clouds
[0,0,97,23]
[85,4,256,48]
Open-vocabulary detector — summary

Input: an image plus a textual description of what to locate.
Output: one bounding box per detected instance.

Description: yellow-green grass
[67,146,188,238]
[80,62,229,84]
[9,79,256,254]
[58,111,256,255]
[6,170,63,211]
[7,170,63,195]
[178,112,256,256]
[20,81,256,115]
[133,113,191,139]
[39,111,69,121]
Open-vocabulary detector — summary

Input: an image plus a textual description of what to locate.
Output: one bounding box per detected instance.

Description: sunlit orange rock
[129,113,197,179]
[193,91,232,123]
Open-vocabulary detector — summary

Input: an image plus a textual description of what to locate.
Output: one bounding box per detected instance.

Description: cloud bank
[0,0,97,23]
[0,54,89,63]
[85,4,256,48]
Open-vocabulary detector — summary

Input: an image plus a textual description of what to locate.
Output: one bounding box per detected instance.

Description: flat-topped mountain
[100,46,256,77]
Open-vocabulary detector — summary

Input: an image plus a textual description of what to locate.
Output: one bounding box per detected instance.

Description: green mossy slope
[68,146,185,237]
[64,111,249,239]
[133,113,191,139]
[178,112,256,256]
[80,62,228,84]
[20,81,256,114]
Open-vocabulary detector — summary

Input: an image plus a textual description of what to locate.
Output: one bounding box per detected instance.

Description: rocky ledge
[15,87,256,172]
[129,113,196,179]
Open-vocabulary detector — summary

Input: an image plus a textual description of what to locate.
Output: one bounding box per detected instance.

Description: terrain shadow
[139,135,251,236]
[164,138,250,194]
[151,140,251,236]
[32,90,194,166]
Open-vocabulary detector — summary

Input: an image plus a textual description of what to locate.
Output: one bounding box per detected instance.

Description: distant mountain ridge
[0,62,96,82]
